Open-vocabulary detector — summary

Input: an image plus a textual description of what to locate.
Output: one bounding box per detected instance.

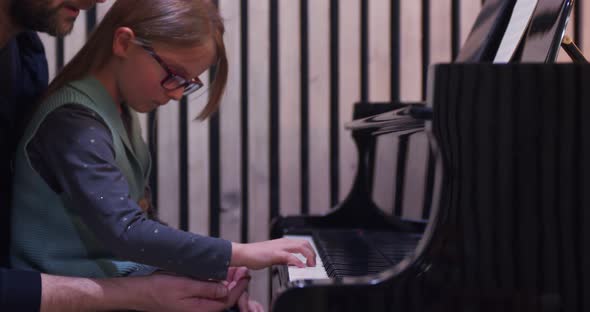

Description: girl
[10,0,314,286]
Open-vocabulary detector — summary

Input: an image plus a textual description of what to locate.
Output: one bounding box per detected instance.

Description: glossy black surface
[270,2,578,310]
[313,229,422,278]
[270,102,427,240]
[454,0,516,62]
[271,63,590,312]
[519,0,574,62]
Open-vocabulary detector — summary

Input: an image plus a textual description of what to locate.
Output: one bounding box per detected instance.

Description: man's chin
[58,22,75,36]
[46,21,75,37]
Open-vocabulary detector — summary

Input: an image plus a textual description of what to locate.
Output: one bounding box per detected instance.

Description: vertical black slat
[240,0,249,243]
[421,0,430,100]
[422,147,437,220]
[300,0,310,215]
[148,111,159,211]
[419,0,432,219]
[329,0,339,207]
[393,135,409,217]
[209,0,221,238]
[360,0,369,103]
[571,66,582,312]
[574,1,582,48]
[390,1,409,217]
[209,96,220,237]
[179,97,189,231]
[578,64,590,312]
[269,0,280,221]
[451,0,461,59]
[56,37,65,71]
[390,0,400,102]
[86,7,96,34]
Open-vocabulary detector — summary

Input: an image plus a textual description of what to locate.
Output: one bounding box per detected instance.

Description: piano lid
[455,0,517,63]
[519,0,574,62]
[493,0,539,63]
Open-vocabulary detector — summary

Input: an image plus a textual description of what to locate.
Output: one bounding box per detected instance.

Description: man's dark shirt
[0,31,48,311]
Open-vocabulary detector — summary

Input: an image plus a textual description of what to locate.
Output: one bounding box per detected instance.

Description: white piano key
[284,235,329,281]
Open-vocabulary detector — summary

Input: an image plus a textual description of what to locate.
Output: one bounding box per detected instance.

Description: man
[0,1,251,311]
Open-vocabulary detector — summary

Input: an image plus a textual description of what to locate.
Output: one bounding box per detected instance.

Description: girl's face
[115,37,217,113]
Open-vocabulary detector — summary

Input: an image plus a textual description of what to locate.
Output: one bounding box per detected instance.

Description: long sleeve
[0,268,41,311]
[27,105,230,280]
[0,31,48,268]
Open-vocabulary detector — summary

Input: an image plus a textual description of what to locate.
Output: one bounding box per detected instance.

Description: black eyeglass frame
[133,39,204,96]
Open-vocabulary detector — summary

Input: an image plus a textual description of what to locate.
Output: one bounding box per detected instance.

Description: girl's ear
[113,27,136,58]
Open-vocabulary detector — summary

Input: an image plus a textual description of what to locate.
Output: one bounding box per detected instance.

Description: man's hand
[226,267,265,312]
[141,273,231,312]
[140,272,250,312]
[237,290,265,312]
[40,272,250,312]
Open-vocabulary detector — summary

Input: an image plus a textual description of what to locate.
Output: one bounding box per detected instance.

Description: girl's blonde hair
[45,0,227,120]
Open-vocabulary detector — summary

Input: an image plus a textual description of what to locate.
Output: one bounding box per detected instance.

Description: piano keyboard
[314,229,421,278]
[284,235,329,281]
[284,230,421,281]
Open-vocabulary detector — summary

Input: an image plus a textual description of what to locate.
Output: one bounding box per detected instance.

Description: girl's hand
[231,238,316,270]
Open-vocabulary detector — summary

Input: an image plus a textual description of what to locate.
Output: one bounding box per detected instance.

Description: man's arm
[41,273,247,312]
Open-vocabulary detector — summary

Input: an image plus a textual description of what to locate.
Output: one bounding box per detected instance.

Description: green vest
[10,77,152,277]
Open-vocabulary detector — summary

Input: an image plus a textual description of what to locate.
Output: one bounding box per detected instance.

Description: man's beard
[10,0,75,36]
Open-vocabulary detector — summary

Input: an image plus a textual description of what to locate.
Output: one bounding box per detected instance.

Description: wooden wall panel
[308,0,331,215]
[368,0,391,102]
[188,83,211,236]
[218,0,242,243]
[431,0,452,64]
[460,1,481,46]
[368,0,396,213]
[157,102,181,227]
[338,0,361,202]
[247,0,271,305]
[400,0,422,101]
[63,14,86,64]
[399,0,426,219]
[279,0,302,217]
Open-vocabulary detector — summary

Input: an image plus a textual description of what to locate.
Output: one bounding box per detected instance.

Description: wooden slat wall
[278,0,301,218]
[218,0,242,243]
[338,0,361,203]
[38,0,589,308]
[246,0,271,301]
[308,0,331,216]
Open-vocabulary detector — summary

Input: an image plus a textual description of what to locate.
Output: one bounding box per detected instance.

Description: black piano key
[311,229,421,278]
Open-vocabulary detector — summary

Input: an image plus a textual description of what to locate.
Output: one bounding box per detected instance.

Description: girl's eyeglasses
[132,39,203,96]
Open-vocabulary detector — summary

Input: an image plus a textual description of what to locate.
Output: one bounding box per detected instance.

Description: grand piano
[270,0,582,311]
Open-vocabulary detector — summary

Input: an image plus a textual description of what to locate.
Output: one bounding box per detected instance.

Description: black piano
[270,1,583,311]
